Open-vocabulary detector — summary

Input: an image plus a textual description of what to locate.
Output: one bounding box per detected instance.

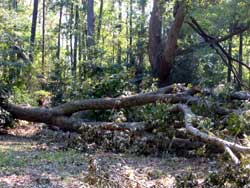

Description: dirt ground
[0,122,219,188]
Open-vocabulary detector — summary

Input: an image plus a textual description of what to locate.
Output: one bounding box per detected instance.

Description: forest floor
[0,122,219,188]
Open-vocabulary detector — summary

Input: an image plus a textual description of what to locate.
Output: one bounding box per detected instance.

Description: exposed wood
[2,84,250,162]
[224,145,240,165]
[175,104,250,163]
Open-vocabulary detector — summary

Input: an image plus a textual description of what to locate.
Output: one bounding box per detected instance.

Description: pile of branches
[1,84,250,163]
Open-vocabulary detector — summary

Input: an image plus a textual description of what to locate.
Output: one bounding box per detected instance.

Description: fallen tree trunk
[1,84,250,163]
[231,91,250,100]
[0,91,199,124]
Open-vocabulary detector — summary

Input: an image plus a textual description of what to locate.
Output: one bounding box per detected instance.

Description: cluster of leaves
[204,163,250,187]
[0,107,13,128]
[175,170,199,188]
[124,102,172,124]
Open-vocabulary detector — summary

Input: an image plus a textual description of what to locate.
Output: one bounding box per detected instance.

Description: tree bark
[12,0,17,10]
[2,84,250,162]
[117,0,122,65]
[73,5,79,82]
[69,3,74,73]
[129,0,134,65]
[135,0,146,84]
[175,104,246,164]
[148,1,185,86]
[159,2,185,86]
[56,3,63,60]
[97,0,103,42]
[238,32,243,89]
[227,24,233,82]
[29,0,39,62]
[87,0,95,49]
[148,0,163,77]
[42,0,46,76]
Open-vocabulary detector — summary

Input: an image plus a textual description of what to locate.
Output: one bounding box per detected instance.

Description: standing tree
[227,24,233,82]
[135,0,147,83]
[148,0,185,86]
[29,0,39,62]
[238,32,243,89]
[129,0,134,65]
[87,0,95,61]
[56,2,63,60]
[117,0,122,65]
[73,4,79,82]
[97,0,103,42]
[42,0,46,75]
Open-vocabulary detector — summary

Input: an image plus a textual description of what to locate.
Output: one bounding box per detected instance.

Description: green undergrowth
[0,146,87,172]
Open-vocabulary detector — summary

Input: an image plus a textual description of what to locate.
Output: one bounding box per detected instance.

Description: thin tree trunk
[227,24,233,82]
[135,1,146,83]
[42,0,46,76]
[12,0,17,10]
[56,3,63,60]
[117,0,122,64]
[129,0,134,65]
[69,3,74,72]
[73,5,79,82]
[87,0,95,50]
[97,0,103,42]
[29,0,39,62]
[238,32,243,89]
[126,3,129,65]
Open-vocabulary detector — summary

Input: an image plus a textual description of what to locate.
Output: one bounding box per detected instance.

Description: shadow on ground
[0,123,218,188]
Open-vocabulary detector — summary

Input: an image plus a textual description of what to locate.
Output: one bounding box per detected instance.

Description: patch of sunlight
[0,150,29,168]
[36,149,87,165]
[0,148,87,169]
[0,141,37,152]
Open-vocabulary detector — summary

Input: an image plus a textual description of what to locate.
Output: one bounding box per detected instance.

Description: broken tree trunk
[1,84,250,163]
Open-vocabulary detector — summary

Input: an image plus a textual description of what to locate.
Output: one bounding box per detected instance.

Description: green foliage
[221,111,250,136]
[10,86,34,105]
[197,117,214,131]
[0,107,13,128]
[89,71,133,98]
[1,0,250,105]
[175,170,199,188]
[125,102,172,125]
[205,163,250,187]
